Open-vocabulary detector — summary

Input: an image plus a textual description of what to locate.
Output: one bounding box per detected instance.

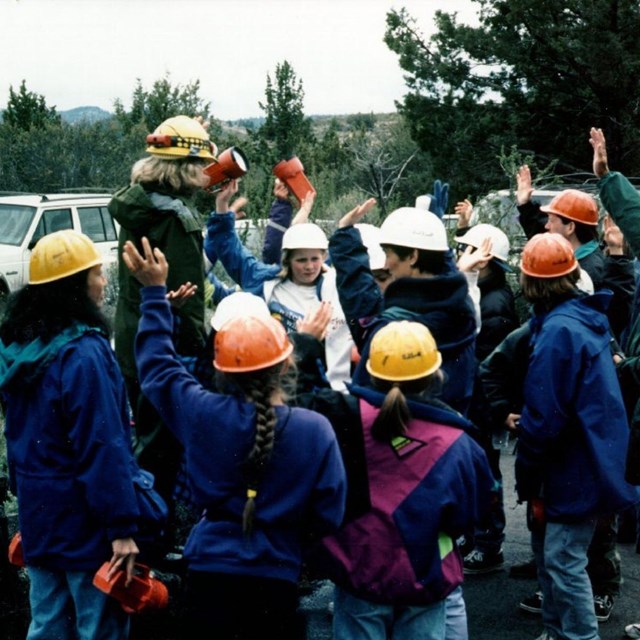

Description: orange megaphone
[273,156,316,203]
[203,146,249,190]
[8,531,25,567]
[93,562,169,614]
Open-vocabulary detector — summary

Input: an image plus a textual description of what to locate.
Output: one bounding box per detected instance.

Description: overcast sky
[0,0,478,120]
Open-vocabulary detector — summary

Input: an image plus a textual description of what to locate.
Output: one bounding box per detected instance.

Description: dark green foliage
[384,0,640,204]
[4,80,60,131]
[0,67,431,221]
[257,60,315,165]
[113,74,212,133]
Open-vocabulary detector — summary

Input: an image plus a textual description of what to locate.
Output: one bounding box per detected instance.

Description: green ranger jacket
[108,183,206,380]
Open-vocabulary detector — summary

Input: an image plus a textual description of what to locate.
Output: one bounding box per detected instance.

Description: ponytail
[371,384,411,442]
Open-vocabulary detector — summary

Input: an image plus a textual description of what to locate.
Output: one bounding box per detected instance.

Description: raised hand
[589,127,610,178]
[273,178,291,202]
[338,198,377,228]
[454,199,474,228]
[516,165,534,206]
[215,178,239,213]
[230,195,248,220]
[123,237,168,287]
[166,282,199,308]
[603,214,625,256]
[292,190,317,225]
[457,237,493,273]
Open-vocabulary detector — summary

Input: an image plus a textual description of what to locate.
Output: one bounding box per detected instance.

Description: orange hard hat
[214,315,293,372]
[540,189,599,226]
[520,233,578,278]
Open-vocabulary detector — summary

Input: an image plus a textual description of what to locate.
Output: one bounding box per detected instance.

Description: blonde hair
[277,248,329,280]
[130,156,207,193]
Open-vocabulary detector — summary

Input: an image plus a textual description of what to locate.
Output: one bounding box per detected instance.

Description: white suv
[0,192,119,299]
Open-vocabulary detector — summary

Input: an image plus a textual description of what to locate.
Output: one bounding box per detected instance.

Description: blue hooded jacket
[329,226,477,415]
[0,326,140,570]
[516,291,639,520]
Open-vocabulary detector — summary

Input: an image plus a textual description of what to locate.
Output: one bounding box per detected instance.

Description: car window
[0,204,37,246]
[32,208,73,246]
[78,206,117,243]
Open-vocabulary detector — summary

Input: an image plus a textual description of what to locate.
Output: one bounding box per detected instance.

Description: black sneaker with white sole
[519,590,543,614]
[463,548,504,574]
[593,594,614,622]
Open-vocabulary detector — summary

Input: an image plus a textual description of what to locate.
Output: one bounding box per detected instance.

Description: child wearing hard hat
[516,162,633,622]
[516,164,634,342]
[329,198,479,417]
[515,232,637,640]
[0,230,167,640]
[123,237,346,640]
[290,317,494,640]
[204,179,355,393]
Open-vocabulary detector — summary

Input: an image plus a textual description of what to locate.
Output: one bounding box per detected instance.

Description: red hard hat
[540,189,598,226]
[520,233,578,278]
[214,315,293,372]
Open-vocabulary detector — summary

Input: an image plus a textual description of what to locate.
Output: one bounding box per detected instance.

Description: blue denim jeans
[27,566,130,640]
[444,586,468,640]
[531,519,600,640]
[333,585,447,640]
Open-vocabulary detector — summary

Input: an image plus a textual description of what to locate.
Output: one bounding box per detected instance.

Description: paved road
[300,448,640,640]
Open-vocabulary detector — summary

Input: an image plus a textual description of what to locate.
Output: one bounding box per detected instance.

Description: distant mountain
[60,106,113,124]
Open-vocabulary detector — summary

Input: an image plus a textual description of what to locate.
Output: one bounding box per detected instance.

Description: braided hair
[217,364,283,537]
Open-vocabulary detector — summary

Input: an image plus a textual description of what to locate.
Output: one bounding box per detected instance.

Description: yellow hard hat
[145,115,217,160]
[366,321,442,382]
[29,230,103,285]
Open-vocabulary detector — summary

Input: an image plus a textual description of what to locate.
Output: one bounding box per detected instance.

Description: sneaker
[625,622,640,638]
[463,548,504,574]
[509,557,538,579]
[457,535,474,558]
[593,594,614,622]
[519,590,543,614]
[534,632,556,640]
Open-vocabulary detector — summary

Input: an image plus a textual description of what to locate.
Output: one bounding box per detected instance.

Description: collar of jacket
[0,323,104,390]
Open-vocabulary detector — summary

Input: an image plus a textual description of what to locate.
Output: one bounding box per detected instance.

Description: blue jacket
[262,198,293,265]
[296,384,493,605]
[516,291,639,520]
[0,326,140,570]
[329,226,477,415]
[204,212,280,296]
[135,286,347,583]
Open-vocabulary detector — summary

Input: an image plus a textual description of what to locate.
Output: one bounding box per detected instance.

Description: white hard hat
[282,223,328,251]
[415,194,433,211]
[576,268,594,295]
[355,223,386,271]
[379,207,448,252]
[457,223,511,263]
[211,291,271,331]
